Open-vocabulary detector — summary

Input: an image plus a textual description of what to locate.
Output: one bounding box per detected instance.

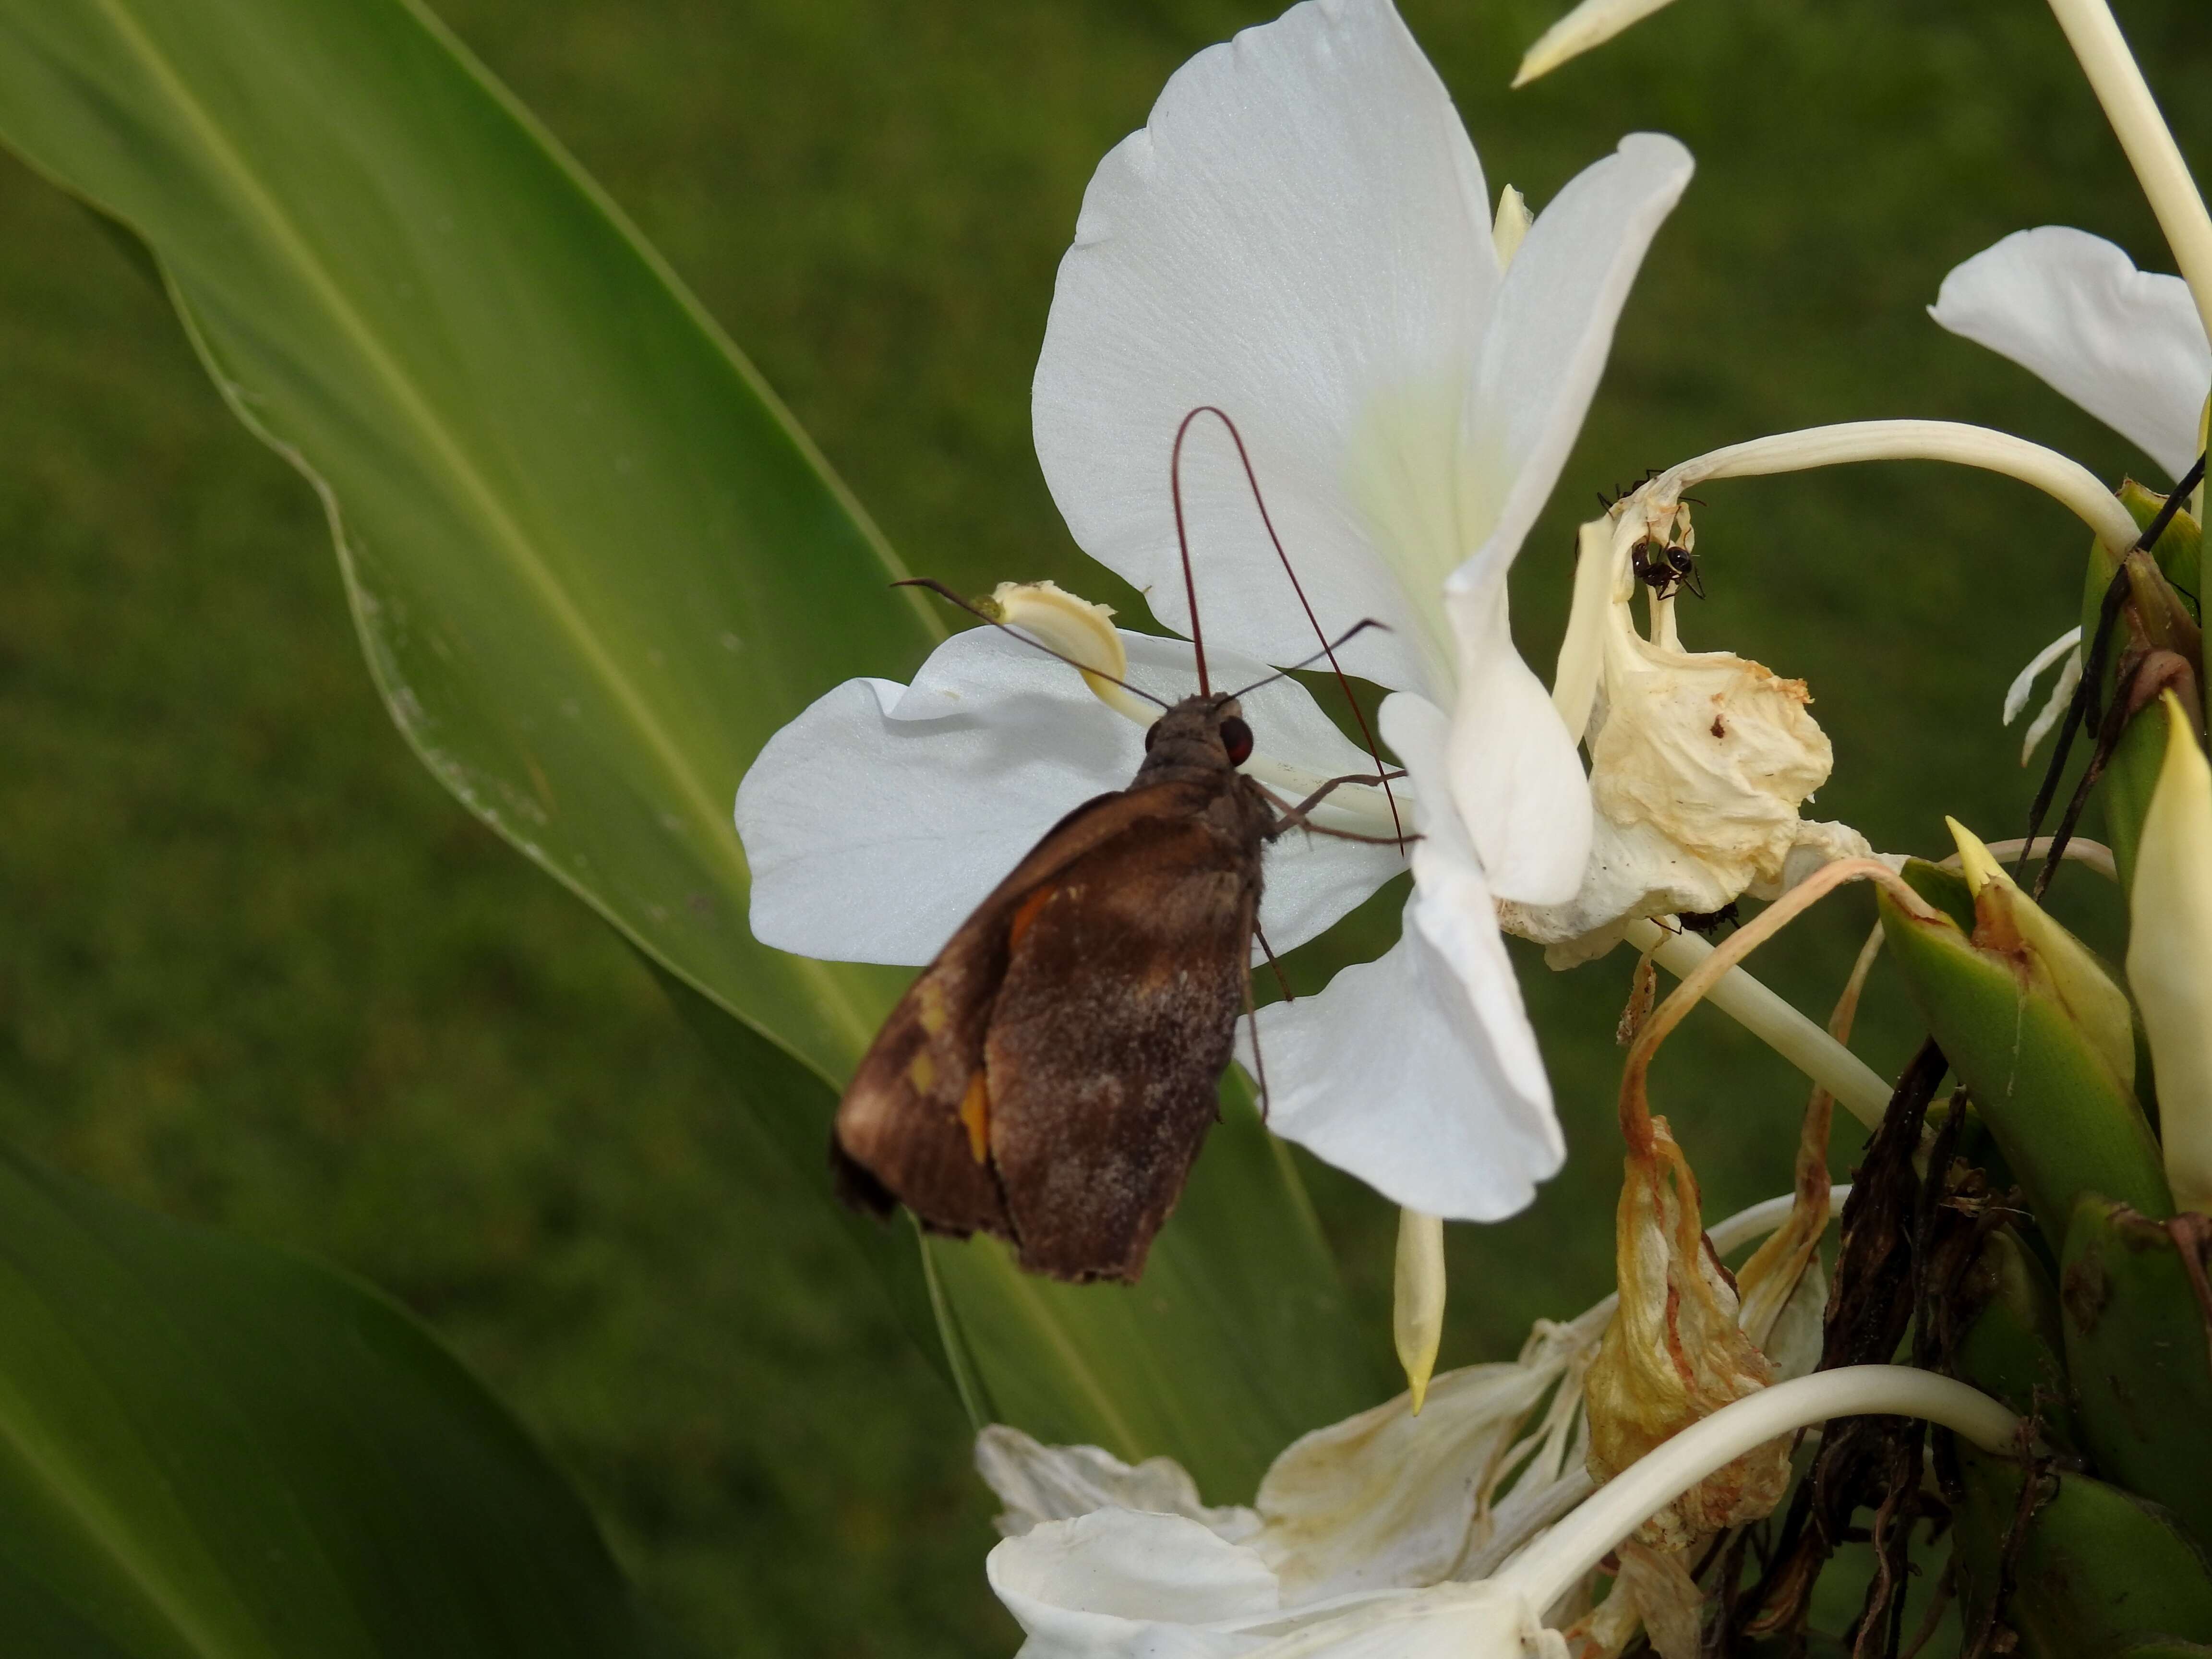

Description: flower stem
[1622,861,1942,1149]
[1496,1365,2020,1610]
[1622,917,1893,1130]
[2046,0,2212,350]
[1647,421,2138,554]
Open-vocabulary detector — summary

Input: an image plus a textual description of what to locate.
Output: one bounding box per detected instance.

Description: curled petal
[2003,625,2083,726]
[1033,0,1496,697]
[1441,552,1592,906]
[735,628,1402,965]
[2019,646,2084,768]
[1931,226,2212,480]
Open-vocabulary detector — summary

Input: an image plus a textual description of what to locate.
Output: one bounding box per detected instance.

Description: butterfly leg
[1255,777,1418,847]
[1241,965,1272,1125]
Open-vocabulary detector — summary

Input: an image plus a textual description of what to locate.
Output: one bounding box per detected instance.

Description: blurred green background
[0,0,2204,1651]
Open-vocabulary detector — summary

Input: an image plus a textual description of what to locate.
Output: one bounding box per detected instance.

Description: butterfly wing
[832,777,1262,1281]
[983,809,1259,1282]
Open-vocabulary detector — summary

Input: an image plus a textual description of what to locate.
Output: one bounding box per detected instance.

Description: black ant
[1630,535,1705,601]
[1677,902,1739,938]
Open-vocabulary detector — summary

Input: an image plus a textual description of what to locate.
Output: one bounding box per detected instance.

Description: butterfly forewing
[985,798,1260,1280]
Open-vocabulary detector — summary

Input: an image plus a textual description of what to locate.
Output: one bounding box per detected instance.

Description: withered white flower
[971,1189,2023,1659]
[740,0,1696,1222]
[1502,513,1871,963]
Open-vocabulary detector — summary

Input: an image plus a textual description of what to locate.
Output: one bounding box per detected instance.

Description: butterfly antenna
[892,578,1171,709]
[1173,406,1407,848]
[1226,619,1388,698]
[1169,409,1215,696]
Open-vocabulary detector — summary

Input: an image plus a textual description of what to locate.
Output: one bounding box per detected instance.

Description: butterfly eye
[1219,715,1253,766]
[1143,721,1161,751]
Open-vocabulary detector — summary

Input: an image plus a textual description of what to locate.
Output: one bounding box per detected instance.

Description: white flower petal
[988,1511,1280,1659]
[1453,133,1695,621]
[1931,226,2212,480]
[1032,0,1498,697]
[2020,647,2083,767]
[735,631,1144,966]
[2002,625,2083,726]
[1440,563,1592,906]
[989,1511,1557,1659]
[1246,915,1561,1221]
[1514,0,1683,86]
[734,627,1405,966]
[1253,1361,1563,1602]
[976,1425,1262,1545]
[1246,695,1562,1221]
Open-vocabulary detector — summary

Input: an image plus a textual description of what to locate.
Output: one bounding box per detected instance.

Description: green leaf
[1955,1447,2212,1659]
[664,963,1385,1497]
[0,1145,652,1659]
[0,0,929,1084]
[1877,890,2170,1239]
[0,0,1386,1489]
[2060,1195,2212,1556]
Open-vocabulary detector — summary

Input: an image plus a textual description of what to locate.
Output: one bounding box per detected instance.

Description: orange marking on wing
[957,1071,991,1165]
[1007,884,1056,953]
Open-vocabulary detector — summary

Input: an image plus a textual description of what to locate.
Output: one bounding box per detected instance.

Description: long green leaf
[0,0,1380,1491]
[0,1146,651,1659]
[0,0,927,1082]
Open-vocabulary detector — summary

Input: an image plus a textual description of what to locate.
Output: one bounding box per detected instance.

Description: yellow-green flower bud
[2128,692,2212,1215]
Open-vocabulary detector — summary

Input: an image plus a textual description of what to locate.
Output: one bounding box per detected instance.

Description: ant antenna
[1226,619,1389,699]
[893,578,1172,710]
[1170,407,1407,847]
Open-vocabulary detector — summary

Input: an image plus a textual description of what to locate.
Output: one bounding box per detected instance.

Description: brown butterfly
[830,409,1405,1284]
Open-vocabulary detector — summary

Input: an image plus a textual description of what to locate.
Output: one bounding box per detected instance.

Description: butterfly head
[1141,694,1253,777]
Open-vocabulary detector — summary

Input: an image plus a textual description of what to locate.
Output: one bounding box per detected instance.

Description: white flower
[1932,227,2210,763]
[739,0,1694,1222]
[1504,514,1871,963]
[1931,225,2210,482]
[1032,0,1692,1215]
[978,1305,1608,1659]
[972,1190,2021,1659]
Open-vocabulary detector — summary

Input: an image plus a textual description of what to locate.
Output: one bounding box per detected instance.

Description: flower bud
[2128,692,2212,1214]
[1950,817,2137,1093]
